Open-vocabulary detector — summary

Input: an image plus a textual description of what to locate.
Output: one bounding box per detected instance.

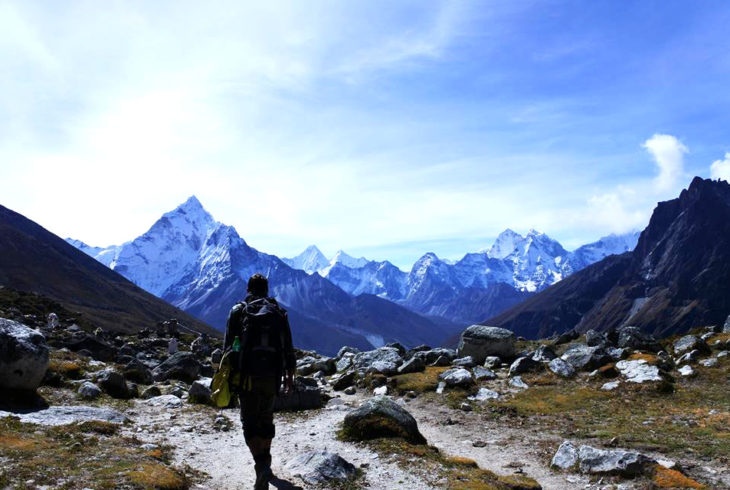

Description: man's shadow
[269,476,303,490]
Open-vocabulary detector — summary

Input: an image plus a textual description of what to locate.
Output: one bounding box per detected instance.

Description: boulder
[607,347,630,361]
[337,346,360,359]
[508,356,540,376]
[468,387,500,402]
[287,450,356,486]
[397,356,425,374]
[152,352,201,383]
[509,376,529,389]
[617,326,661,352]
[678,365,695,377]
[65,334,116,362]
[578,445,654,476]
[386,342,407,356]
[77,381,102,400]
[188,377,213,404]
[352,347,403,375]
[551,441,578,470]
[548,358,576,378]
[553,329,579,345]
[457,325,515,364]
[336,353,354,372]
[0,405,128,426]
[531,345,557,363]
[676,349,702,365]
[724,314,730,333]
[141,385,162,399]
[472,366,497,381]
[123,359,153,385]
[274,378,324,411]
[438,368,474,388]
[413,348,456,365]
[673,335,710,356]
[96,369,130,399]
[561,344,611,371]
[453,356,475,368]
[615,360,662,383]
[342,395,426,444]
[585,330,607,347]
[330,371,356,391]
[0,318,49,391]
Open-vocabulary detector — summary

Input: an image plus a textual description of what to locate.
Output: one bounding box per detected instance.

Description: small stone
[483,356,501,369]
[700,358,718,368]
[509,376,528,389]
[459,402,472,412]
[548,358,576,378]
[77,381,102,400]
[472,440,487,448]
[344,386,356,395]
[373,385,388,396]
[472,366,497,381]
[601,381,620,391]
[551,441,578,470]
[468,387,500,402]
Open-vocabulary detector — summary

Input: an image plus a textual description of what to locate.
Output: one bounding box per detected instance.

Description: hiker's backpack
[236,297,288,377]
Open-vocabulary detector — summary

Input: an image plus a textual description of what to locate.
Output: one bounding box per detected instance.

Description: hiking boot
[254,465,273,490]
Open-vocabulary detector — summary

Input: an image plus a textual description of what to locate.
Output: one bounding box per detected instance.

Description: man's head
[247,273,269,297]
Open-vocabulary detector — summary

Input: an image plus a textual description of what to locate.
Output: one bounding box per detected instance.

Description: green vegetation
[0,417,193,489]
[391,366,449,393]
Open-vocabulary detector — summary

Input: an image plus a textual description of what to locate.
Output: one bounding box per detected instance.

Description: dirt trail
[122,390,594,489]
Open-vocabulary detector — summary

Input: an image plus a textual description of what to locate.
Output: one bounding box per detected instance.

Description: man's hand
[284,371,295,394]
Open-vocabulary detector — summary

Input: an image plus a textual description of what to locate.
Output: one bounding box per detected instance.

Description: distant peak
[527,228,544,237]
[179,195,203,210]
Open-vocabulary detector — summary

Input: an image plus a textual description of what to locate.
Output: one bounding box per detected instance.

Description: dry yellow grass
[652,465,705,489]
[128,463,188,489]
[392,366,450,393]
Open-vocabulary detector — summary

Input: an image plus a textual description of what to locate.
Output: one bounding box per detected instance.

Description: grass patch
[0,416,193,489]
[368,438,541,489]
[338,415,427,444]
[391,366,450,394]
[495,361,730,460]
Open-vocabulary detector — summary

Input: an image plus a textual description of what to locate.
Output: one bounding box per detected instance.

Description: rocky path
[122,391,590,489]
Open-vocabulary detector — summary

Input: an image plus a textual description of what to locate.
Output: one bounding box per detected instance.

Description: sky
[2,1,730,269]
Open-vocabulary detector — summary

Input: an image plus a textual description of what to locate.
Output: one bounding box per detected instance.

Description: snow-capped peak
[487,229,524,259]
[330,250,369,269]
[282,245,329,274]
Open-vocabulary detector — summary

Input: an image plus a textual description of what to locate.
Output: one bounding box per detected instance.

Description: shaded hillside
[0,204,217,336]
[488,177,730,338]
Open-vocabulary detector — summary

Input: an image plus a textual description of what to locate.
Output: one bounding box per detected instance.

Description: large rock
[352,347,403,375]
[287,450,356,486]
[616,326,661,353]
[413,348,456,365]
[123,359,153,385]
[77,381,102,400]
[548,358,576,378]
[673,335,710,356]
[561,344,611,371]
[0,405,128,425]
[438,368,474,388]
[724,314,730,333]
[152,352,201,383]
[473,366,497,381]
[457,325,515,364]
[330,371,356,391]
[551,441,578,470]
[508,356,540,376]
[342,395,426,444]
[615,360,662,383]
[531,345,557,363]
[585,330,607,347]
[0,318,49,391]
[65,334,116,362]
[188,377,213,404]
[397,356,425,374]
[578,445,654,476]
[95,368,130,399]
[274,378,324,411]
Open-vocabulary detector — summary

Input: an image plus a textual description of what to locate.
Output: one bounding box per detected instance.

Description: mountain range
[488,177,730,339]
[283,229,639,323]
[66,197,460,355]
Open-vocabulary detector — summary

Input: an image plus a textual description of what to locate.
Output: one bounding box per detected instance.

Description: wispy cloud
[642,134,689,192]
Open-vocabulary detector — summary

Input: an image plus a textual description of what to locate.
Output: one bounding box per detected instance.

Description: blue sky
[2,1,730,269]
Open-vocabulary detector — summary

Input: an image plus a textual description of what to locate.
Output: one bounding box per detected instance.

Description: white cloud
[642,134,688,192]
[710,152,730,182]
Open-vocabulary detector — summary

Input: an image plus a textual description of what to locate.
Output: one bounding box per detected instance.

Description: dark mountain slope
[0,204,217,336]
[488,177,730,338]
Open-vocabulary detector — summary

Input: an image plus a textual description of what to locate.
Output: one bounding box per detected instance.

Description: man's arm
[223,304,242,351]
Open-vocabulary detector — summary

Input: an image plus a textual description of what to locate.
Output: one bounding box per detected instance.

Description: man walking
[224,274,296,489]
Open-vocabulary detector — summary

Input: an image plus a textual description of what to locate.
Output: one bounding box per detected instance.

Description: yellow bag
[211,350,239,408]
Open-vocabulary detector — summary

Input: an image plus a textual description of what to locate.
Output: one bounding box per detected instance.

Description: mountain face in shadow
[488,177,730,338]
[0,204,216,336]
